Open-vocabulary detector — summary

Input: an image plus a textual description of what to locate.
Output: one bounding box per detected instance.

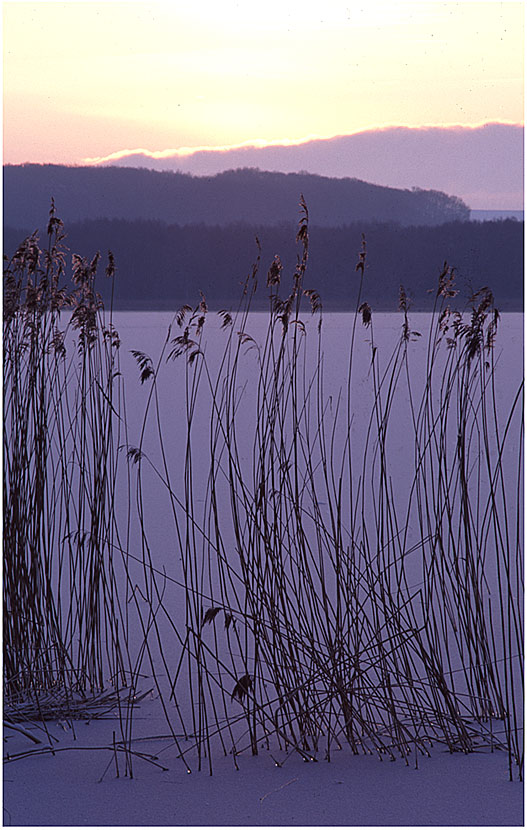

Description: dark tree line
[4,164,469,229]
[3,217,522,312]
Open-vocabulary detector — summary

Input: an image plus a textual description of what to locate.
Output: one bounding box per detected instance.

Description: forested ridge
[4,164,469,228]
[4,217,523,311]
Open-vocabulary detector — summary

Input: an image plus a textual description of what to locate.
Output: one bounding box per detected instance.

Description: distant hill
[4,217,522,312]
[87,123,524,210]
[3,164,469,229]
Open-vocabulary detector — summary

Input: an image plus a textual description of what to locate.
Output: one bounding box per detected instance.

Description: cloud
[83,122,524,210]
[82,134,330,165]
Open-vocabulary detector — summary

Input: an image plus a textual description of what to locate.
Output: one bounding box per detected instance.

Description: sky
[2,0,524,167]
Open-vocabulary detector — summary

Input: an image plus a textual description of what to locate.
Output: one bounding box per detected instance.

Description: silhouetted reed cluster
[3,205,141,762]
[3,201,523,781]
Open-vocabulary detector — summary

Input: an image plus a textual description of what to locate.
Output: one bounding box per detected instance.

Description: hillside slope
[3,164,469,229]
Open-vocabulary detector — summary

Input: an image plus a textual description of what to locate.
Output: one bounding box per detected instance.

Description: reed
[3,206,140,771]
[128,200,522,779]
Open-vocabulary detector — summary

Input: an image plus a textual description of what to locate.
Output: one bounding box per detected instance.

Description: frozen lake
[4,305,523,825]
[115,309,523,591]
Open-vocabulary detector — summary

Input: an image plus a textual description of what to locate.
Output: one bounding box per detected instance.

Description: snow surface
[3,699,523,827]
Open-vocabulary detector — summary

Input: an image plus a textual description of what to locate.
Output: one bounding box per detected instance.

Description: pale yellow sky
[3,0,524,164]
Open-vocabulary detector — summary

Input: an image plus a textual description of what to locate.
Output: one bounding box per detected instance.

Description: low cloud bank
[86,123,524,210]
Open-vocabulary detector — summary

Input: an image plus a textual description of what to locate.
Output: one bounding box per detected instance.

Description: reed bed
[129,199,523,779]
[4,202,523,783]
[3,206,141,771]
